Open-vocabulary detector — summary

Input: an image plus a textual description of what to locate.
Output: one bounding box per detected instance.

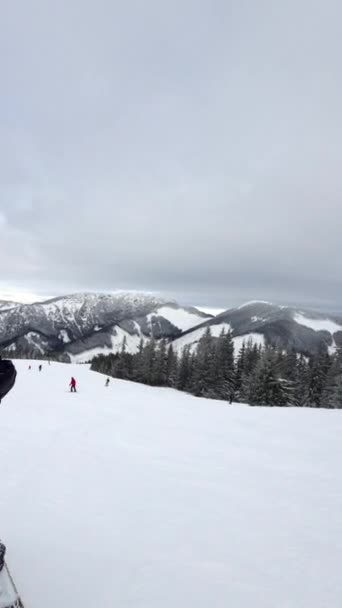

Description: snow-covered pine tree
[191,327,217,397]
[235,342,247,399]
[166,344,178,387]
[141,338,158,385]
[248,348,289,406]
[215,330,235,401]
[154,340,168,386]
[177,346,192,391]
[308,348,331,407]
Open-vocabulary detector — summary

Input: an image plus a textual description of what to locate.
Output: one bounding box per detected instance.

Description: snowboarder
[105,378,110,387]
[70,377,77,393]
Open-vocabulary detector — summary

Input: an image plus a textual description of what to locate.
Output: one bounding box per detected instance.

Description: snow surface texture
[1,361,342,608]
[294,313,342,334]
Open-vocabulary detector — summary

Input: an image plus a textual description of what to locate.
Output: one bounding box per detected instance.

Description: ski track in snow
[0,361,342,607]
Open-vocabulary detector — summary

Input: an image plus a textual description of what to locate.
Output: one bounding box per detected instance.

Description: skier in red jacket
[69,377,77,393]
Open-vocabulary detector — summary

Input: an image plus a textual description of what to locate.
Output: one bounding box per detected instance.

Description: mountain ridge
[1,294,342,360]
[0,292,210,361]
[171,301,342,355]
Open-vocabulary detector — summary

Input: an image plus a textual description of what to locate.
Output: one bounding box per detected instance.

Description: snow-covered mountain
[2,295,342,361]
[0,292,211,361]
[172,301,342,355]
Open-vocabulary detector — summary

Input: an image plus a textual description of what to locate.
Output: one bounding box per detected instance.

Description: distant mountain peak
[0,291,210,361]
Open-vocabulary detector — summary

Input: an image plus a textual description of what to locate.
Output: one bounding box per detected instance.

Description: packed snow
[0,302,17,312]
[68,327,145,362]
[233,332,265,353]
[1,361,342,607]
[58,330,70,344]
[294,313,342,334]
[148,306,209,332]
[173,323,232,352]
[25,332,47,354]
[329,339,337,355]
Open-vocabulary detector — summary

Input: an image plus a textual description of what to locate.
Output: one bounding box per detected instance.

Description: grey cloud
[1,0,342,310]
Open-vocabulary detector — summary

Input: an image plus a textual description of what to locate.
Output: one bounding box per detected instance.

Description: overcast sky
[1,0,342,311]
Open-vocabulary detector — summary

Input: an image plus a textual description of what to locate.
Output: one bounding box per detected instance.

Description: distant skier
[70,377,77,393]
[28,365,31,370]
[39,364,42,372]
[105,378,110,387]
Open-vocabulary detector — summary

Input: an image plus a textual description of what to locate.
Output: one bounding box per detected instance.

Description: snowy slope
[68,327,147,363]
[1,361,342,608]
[233,332,265,353]
[172,323,232,353]
[147,305,210,332]
[294,312,342,334]
[0,301,18,312]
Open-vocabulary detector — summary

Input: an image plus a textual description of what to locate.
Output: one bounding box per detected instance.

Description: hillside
[172,301,342,355]
[0,361,341,607]
[0,293,210,361]
[2,295,342,362]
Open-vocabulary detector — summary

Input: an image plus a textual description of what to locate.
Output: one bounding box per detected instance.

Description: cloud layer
[1,1,342,309]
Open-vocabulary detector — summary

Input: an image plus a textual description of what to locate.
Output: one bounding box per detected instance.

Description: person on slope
[105,378,110,387]
[69,377,77,393]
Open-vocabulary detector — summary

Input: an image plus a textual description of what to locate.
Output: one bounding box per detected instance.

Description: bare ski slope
[0,361,342,607]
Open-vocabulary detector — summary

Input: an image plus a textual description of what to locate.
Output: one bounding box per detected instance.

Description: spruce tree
[192,327,217,397]
[177,346,192,391]
[215,330,235,401]
[166,344,178,387]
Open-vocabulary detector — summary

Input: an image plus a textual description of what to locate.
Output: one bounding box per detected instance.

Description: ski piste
[0,561,24,608]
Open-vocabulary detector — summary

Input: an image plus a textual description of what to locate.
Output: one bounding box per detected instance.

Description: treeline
[91,329,342,408]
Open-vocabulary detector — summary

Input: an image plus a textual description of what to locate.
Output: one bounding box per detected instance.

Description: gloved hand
[0,358,17,403]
